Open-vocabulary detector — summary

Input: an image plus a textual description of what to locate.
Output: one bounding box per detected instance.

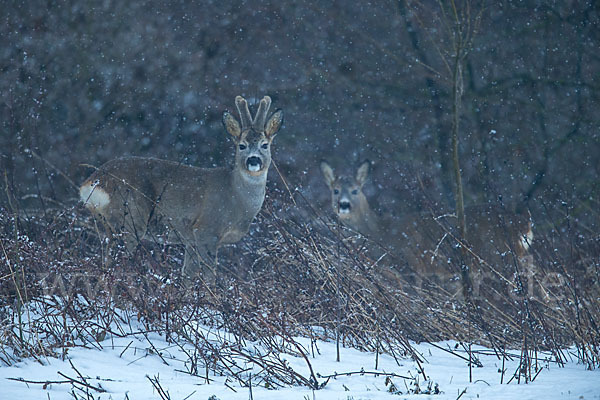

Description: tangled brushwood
[0,187,599,389]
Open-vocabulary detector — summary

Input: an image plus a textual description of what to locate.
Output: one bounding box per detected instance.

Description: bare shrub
[0,186,598,384]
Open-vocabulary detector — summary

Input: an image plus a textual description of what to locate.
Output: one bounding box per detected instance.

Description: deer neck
[231,165,268,213]
[344,201,380,238]
[360,206,381,237]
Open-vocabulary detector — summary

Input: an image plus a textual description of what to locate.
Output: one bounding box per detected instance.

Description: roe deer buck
[80,95,283,281]
[320,160,534,287]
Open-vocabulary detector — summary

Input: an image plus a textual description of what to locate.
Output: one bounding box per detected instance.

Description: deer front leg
[183,240,219,287]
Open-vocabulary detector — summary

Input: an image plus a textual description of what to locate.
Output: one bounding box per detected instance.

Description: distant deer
[320,160,533,285]
[80,95,283,282]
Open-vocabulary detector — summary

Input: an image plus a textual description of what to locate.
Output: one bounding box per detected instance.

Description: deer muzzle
[246,156,263,172]
[339,199,351,214]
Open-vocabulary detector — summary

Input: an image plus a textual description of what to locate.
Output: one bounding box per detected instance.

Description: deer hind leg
[106,187,153,257]
[82,182,152,265]
[86,210,118,267]
[100,210,146,260]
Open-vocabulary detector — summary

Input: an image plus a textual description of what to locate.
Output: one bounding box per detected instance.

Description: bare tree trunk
[451,47,466,242]
[449,2,470,299]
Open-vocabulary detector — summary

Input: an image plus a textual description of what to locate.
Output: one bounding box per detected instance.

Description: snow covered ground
[1,328,598,400]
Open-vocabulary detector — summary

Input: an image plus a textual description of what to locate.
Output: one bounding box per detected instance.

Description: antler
[252,96,272,131]
[235,96,253,131]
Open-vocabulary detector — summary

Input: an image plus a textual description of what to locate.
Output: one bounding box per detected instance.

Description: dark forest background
[1,0,598,232]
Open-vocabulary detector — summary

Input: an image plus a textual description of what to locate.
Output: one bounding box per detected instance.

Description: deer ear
[320,161,335,189]
[223,112,241,138]
[265,109,283,138]
[356,160,370,187]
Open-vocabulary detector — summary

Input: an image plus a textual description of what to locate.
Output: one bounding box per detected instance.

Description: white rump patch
[79,181,110,211]
[520,224,534,251]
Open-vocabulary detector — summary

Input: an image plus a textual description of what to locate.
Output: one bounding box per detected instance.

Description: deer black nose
[246,156,262,172]
[339,201,351,211]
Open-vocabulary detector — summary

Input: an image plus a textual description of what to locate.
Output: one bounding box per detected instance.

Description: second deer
[320,160,533,290]
[80,95,284,283]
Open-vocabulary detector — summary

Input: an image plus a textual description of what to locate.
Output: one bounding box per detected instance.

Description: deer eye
[261,142,269,149]
[333,189,339,195]
[351,189,358,195]
[239,143,247,150]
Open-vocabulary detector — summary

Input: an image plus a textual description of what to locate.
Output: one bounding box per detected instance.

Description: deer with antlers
[80,95,283,283]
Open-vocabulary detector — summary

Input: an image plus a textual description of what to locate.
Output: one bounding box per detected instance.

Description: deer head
[223,96,283,181]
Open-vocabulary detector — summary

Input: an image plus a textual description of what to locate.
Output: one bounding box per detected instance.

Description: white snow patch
[0,331,598,399]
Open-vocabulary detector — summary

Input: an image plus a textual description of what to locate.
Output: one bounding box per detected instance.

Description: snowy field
[1,327,598,400]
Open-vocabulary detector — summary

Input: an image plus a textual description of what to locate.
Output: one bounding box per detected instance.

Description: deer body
[80,96,283,281]
[320,161,533,281]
